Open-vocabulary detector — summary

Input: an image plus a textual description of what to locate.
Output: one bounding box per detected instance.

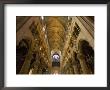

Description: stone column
[72,52,79,74]
[73,65,79,74]
[19,52,32,74]
[77,53,90,74]
[32,63,39,74]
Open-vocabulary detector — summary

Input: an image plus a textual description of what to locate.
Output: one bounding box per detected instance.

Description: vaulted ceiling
[16,16,94,74]
[44,16,68,52]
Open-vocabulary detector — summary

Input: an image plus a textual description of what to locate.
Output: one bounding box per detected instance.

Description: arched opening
[16,39,29,74]
[52,53,60,67]
[29,53,36,70]
[78,40,94,73]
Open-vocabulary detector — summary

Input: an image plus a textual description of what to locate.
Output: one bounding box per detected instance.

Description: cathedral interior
[16,16,94,74]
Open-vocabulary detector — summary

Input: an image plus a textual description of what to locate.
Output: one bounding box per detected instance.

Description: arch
[78,39,94,73]
[52,52,60,61]
[16,38,31,74]
[78,39,94,56]
[52,52,60,67]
